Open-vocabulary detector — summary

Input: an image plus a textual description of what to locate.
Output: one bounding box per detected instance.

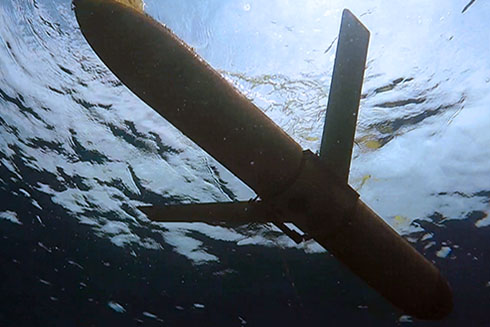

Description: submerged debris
[108,301,126,313]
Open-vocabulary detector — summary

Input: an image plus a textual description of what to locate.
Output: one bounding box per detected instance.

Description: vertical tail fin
[319,9,370,182]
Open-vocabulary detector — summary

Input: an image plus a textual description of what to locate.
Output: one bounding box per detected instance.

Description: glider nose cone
[73,0,95,21]
[72,0,84,8]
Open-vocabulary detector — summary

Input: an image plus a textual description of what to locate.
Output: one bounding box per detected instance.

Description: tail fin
[319,9,370,182]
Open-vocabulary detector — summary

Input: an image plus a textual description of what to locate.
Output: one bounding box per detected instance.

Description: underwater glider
[74,0,453,320]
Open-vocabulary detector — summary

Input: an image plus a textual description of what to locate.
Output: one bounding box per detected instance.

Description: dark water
[1,182,489,326]
[1,0,490,326]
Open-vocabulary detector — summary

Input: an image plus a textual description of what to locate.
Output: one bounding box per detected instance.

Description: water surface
[1,0,489,325]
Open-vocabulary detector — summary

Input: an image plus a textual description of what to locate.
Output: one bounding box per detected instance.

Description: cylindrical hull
[74,0,304,198]
[269,151,452,319]
[329,200,452,319]
[74,0,452,319]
